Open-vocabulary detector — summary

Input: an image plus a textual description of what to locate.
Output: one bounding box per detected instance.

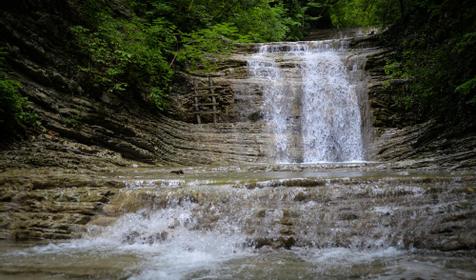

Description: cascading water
[248,40,365,163]
[248,45,293,163]
[300,43,364,162]
[3,170,475,279]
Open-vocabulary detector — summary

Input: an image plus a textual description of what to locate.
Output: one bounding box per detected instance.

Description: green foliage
[0,49,37,140]
[131,0,297,41]
[71,13,176,108]
[231,4,290,42]
[382,0,476,122]
[71,0,305,109]
[68,0,476,123]
[455,77,476,105]
[330,0,401,27]
[64,114,83,128]
[0,79,25,119]
[384,61,404,78]
[149,87,168,110]
[300,0,338,28]
[172,1,297,71]
[177,23,249,71]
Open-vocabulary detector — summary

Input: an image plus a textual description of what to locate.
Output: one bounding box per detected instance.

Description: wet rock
[365,48,476,168]
[281,179,326,188]
[278,236,296,249]
[293,192,308,201]
[256,209,267,218]
[338,212,359,220]
[123,231,140,244]
[252,236,296,249]
[280,217,294,226]
[0,172,122,240]
[253,238,273,249]
[88,216,117,227]
[1,168,476,252]
[146,231,169,244]
[279,228,294,236]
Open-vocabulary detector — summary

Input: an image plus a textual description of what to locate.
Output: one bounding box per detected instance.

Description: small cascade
[3,171,475,279]
[248,39,366,163]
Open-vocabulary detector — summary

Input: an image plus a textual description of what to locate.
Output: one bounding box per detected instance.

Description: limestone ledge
[0,171,124,240]
[2,168,475,252]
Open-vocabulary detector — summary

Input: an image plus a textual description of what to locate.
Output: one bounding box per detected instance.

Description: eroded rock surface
[358,39,476,167]
[0,169,127,240]
[12,165,471,251]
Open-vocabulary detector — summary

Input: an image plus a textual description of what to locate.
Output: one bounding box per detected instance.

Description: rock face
[361,40,476,168]
[1,3,475,168]
[116,172,472,251]
[0,170,124,240]
[0,4,269,168]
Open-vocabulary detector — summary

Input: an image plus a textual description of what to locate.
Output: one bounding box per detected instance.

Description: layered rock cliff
[1,3,475,169]
[0,1,270,169]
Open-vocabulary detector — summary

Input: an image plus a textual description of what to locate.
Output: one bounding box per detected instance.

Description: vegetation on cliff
[66,0,476,128]
[68,0,337,108]
[325,0,476,125]
[1,0,475,143]
[381,0,476,125]
[0,49,37,144]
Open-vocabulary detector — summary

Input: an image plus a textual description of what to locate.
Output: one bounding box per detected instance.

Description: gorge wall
[0,2,475,170]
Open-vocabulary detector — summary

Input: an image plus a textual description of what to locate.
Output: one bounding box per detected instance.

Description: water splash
[9,200,252,280]
[2,171,475,279]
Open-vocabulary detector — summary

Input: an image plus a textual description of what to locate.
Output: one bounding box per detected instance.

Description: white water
[3,173,476,279]
[8,200,252,280]
[248,40,364,163]
[248,45,293,162]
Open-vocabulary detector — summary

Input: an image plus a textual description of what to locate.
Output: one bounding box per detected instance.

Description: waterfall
[248,45,293,163]
[248,40,365,163]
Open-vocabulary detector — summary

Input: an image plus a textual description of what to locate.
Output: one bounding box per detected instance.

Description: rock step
[1,169,475,252]
[99,173,476,251]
